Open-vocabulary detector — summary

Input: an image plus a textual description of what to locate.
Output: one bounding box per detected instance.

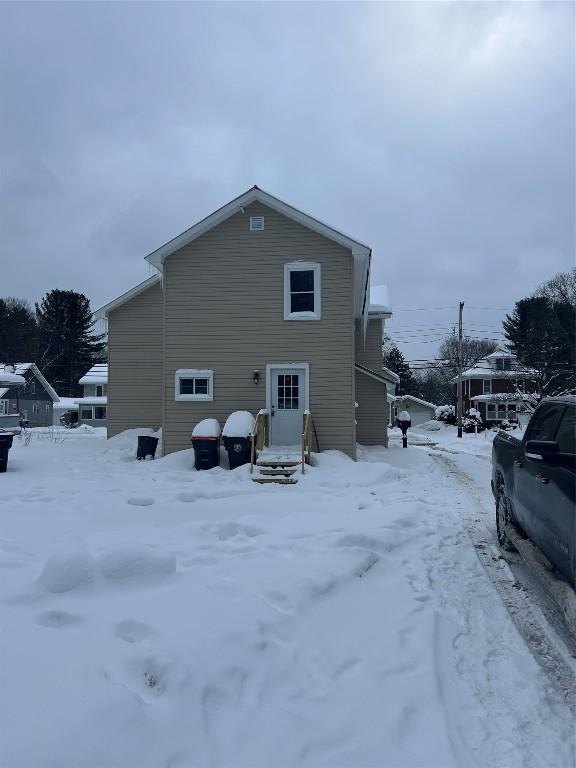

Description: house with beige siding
[96,187,393,460]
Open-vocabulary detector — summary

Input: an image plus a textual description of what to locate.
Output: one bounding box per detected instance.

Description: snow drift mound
[40,547,96,593]
[100,428,162,462]
[98,545,176,583]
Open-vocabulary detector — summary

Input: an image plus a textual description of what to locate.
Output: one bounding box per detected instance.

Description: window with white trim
[0,400,9,415]
[284,262,321,320]
[32,403,39,413]
[30,381,36,394]
[175,369,214,401]
[486,402,518,420]
[45,403,50,413]
[483,379,492,394]
[94,406,107,420]
[96,385,103,397]
[80,406,93,420]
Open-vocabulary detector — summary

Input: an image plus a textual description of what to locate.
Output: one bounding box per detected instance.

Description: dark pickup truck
[492,396,575,588]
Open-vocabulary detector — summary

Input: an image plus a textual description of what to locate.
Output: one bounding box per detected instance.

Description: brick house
[461,350,537,424]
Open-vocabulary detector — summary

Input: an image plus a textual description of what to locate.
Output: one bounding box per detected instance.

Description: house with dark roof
[0,363,59,427]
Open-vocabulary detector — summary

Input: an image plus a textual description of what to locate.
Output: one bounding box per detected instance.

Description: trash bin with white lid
[191,418,221,470]
[222,411,255,470]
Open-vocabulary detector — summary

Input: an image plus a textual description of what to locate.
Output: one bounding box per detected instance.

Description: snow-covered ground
[0,426,573,768]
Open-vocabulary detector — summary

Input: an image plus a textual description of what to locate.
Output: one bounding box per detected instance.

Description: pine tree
[384,344,419,396]
[0,297,38,363]
[503,294,575,396]
[36,289,106,396]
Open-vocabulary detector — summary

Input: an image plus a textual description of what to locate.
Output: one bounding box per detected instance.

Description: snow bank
[98,545,176,582]
[39,547,96,593]
[222,410,255,437]
[192,418,221,438]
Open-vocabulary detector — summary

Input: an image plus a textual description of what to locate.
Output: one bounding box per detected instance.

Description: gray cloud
[1,1,573,361]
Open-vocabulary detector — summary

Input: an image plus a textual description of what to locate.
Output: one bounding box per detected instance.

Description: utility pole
[457,302,464,438]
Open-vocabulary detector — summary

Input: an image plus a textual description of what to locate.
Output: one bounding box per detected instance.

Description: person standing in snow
[396,409,411,447]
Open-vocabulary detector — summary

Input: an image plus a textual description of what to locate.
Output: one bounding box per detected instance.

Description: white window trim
[250,215,265,231]
[0,400,9,415]
[486,401,518,420]
[30,381,36,394]
[80,406,94,420]
[96,385,103,397]
[94,406,107,420]
[483,379,492,394]
[32,403,39,413]
[283,262,321,321]
[175,369,214,402]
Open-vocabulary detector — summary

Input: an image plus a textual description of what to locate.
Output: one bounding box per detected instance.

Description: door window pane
[555,406,576,455]
[277,374,299,409]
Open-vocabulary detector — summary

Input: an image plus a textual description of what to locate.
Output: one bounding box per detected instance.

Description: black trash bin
[223,436,252,470]
[191,437,220,470]
[191,419,221,470]
[0,433,14,473]
[136,435,159,460]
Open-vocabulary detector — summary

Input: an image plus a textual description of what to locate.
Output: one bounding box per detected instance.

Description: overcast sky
[1,1,574,362]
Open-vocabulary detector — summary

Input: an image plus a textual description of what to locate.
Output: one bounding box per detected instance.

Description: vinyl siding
[163,201,356,457]
[354,319,388,446]
[107,281,163,438]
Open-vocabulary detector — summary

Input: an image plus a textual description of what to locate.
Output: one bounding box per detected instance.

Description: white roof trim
[354,363,390,386]
[94,275,161,319]
[144,186,371,320]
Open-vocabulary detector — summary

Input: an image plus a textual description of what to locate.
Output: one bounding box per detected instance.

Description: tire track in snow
[428,450,576,718]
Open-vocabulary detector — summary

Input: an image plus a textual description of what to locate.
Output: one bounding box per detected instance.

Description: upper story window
[483,379,492,394]
[96,384,107,397]
[495,357,512,371]
[30,380,36,394]
[284,262,321,321]
[175,369,214,401]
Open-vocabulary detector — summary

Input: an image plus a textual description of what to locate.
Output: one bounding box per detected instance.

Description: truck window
[555,406,576,455]
[526,404,564,442]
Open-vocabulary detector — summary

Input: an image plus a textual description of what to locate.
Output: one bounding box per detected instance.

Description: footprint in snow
[115,619,159,644]
[127,497,155,506]
[36,610,85,629]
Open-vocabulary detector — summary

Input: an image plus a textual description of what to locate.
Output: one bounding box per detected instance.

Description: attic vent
[250,215,265,232]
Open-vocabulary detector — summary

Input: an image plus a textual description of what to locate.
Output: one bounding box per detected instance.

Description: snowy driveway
[0,429,573,768]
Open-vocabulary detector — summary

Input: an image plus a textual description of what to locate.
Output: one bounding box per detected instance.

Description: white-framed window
[96,385,103,397]
[80,406,93,420]
[0,400,9,415]
[284,262,321,320]
[30,381,36,394]
[250,215,265,231]
[32,403,39,413]
[175,369,214,401]
[495,358,512,371]
[94,406,107,420]
[486,402,518,420]
[483,379,492,394]
[45,403,50,413]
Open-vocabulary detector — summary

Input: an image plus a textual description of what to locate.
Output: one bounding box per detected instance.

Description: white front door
[268,365,308,447]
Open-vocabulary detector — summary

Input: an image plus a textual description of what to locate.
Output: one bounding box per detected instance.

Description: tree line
[0,289,106,397]
[383,269,576,406]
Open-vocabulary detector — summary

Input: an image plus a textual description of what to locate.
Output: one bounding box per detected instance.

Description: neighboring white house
[392,395,437,427]
[75,364,108,427]
[52,397,79,426]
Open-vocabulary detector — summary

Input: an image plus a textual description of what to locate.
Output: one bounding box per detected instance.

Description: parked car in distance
[492,396,575,588]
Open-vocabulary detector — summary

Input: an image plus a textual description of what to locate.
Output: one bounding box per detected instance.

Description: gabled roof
[94,275,160,319]
[144,186,372,320]
[395,395,437,410]
[354,363,391,386]
[0,363,58,401]
[79,364,108,386]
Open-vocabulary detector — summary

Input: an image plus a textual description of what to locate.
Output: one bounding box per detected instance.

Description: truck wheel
[496,487,515,551]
